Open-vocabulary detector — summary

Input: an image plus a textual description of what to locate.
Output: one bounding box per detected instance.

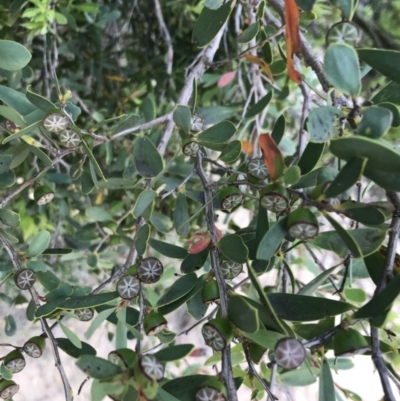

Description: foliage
[0,0,400,401]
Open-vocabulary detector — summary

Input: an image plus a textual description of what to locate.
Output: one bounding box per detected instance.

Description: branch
[0,149,74,209]
[160,169,196,201]
[370,191,400,401]
[157,27,226,155]
[0,234,73,401]
[195,151,238,401]
[243,343,278,400]
[154,0,174,78]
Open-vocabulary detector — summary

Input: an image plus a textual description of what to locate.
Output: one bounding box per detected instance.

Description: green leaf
[57,337,97,358]
[228,295,259,333]
[162,375,214,401]
[217,234,248,263]
[0,209,20,227]
[149,238,188,259]
[257,216,288,261]
[298,264,342,295]
[111,114,141,135]
[330,136,400,175]
[363,167,400,191]
[271,114,285,145]
[158,275,206,315]
[85,308,116,340]
[157,273,197,307]
[197,121,236,144]
[0,170,15,188]
[0,40,31,71]
[28,144,52,167]
[86,206,113,222]
[324,44,361,96]
[27,261,47,272]
[174,193,190,237]
[192,1,233,47]
[42,248,73,255]
[4,314,17,336]
[0,105,26,127]
[378,103,400,127]
[76,355,122,379]
[133,136,164,177]
[296,0,317,11]
[245,91,273,119]
[292,167,338,189]
[81,139,106,181]
[36,270,61,291]
[58,292,119,310]
[283,165,301,185]
[136,224,150,256]
[280,367,320,386]
[0,85,36,115]
[28,230,51,258]
[116,309,127,349]
[180,247,210,273]
[267,293,354,321]
[312,228,386,258]
[173,105,191,133]
[330,0,357,19]
[59,322,82,349]
[247,264,288,334]
[324,157,367,198]
[319,358,335,401]
[324,213,362,257]
[219,140,242,163]
[358,49,400,85]
[2,120,41,144]
[356,106,392,138]
[154,344,195,362]
[26,86,56,112]
[336,202,386,226]
[353,275,400,321]
[344,288,366,303]
[187,289,208,320]
[97,178,137,189]
[243,325,284,349]
[307,106,343,143]
[133,190,157,218]
[142,97,155,122]
[237,22,259,43]
[372,82,400,105]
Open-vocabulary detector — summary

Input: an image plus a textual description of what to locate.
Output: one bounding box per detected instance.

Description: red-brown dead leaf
[259,133,286,181]
[285,0,302,83]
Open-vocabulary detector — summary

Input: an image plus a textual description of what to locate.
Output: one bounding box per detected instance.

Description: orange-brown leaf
[243,54,275,83]
[259,133,286,181]
[285,0,302,84]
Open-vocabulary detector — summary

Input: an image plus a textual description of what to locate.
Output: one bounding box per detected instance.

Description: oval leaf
[0,40,31,71]
[157,273,197,307]
[324,43,361,96]
[28,231,51,258]
[133,136,164,178]
[228,295,259,333]
[217,234,248,263]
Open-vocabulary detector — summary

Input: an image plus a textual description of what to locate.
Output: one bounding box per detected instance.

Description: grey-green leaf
[28,231,51,258]
[324,43,361,96]
[133,136,164,177]
[0,40,31,71]
[217,234,248,263]
[173,105,191,133]
[192,1,233,48]
[0,209,20,227]
[133,190,157,218]
[173,193,190,237]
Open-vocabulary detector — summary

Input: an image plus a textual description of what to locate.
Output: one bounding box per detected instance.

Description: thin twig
[370,192,400,401]
[195,151,238,401]
[135,285,145,354]
[154,0,174,79]
[0,149,74,209]
[0,235,73,401]
[160,169,196,201]
[298,82,310,157]
[243,343,278,400]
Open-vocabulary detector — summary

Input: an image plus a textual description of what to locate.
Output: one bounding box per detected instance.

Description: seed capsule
[4,350,26,374]
[219,187,243,210]
[260,183,289,213]
[23,336,46,358]
[59,127,82,148]
[202,318,233,351]
[34,186,55,205]
[182,139,200,157]
[202,280,220,305]
[220,260,242,280]
[138,355,164,381]
[42,112,69,133]
[137,257,163,284]
[74,308,95,322]
[15,269,36,290]
[143,312,168,336]
[195,378,228,401]
[247,158,268,180]
[274,338,305,370]
[0,380,19,400]
[116,275,140,299]
[287,208,319,240]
